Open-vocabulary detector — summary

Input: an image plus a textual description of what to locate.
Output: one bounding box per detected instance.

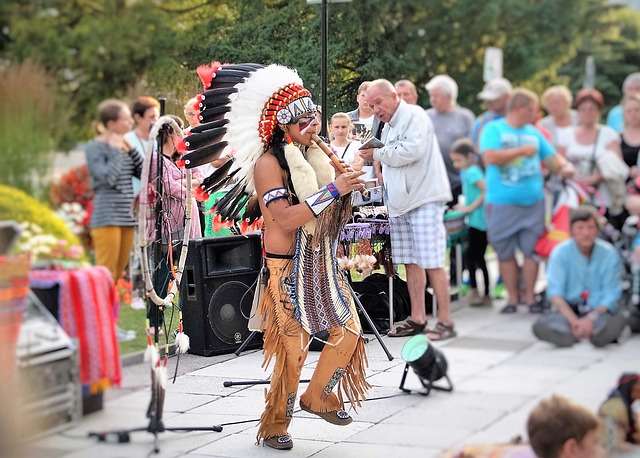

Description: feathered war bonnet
[179,61,316,224]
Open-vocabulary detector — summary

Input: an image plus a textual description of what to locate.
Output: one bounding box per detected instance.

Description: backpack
[351,273,432,333]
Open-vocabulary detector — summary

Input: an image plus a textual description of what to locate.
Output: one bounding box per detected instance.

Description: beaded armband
[262,187,289,207]
[305,182,340,217]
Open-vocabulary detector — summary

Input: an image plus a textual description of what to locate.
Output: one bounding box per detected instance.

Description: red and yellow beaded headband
[259,83,315,146]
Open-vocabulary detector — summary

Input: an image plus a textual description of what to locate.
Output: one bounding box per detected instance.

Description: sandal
[387,318,426,337]
[264,434,293,450]
[500,304,517,314]
[528,302,544,314]
[425,322,457,342]
[299,400,352,426]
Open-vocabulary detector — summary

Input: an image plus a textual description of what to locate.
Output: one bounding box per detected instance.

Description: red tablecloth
[29,266,122,394]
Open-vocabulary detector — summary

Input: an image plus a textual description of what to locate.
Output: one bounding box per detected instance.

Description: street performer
[182,63,370,450]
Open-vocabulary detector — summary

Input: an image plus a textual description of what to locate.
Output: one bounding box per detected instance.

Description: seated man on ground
[533,206,627,347]
[528,395,607,458]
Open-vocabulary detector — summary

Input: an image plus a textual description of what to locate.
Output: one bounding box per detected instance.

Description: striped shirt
[85,140,143,228]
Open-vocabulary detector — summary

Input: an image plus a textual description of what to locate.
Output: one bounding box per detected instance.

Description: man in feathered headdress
[182,63,370,450]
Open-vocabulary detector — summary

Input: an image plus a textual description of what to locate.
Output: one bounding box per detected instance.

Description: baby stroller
[600,210,640,334]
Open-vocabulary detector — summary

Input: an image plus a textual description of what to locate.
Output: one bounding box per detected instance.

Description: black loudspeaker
[180,234,263,356]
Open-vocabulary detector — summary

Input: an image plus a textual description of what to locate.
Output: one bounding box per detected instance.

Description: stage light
[399,334,453,396]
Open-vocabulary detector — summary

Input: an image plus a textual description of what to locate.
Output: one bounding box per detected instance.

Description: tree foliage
[3,0,640,152]
[559,3,640,113]
[6,0,182,143]
[184,0,614,114]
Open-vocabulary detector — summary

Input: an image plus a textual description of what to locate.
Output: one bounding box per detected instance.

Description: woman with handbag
[564,89,626,222]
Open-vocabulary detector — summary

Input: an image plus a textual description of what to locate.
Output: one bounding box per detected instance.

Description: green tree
[6,0,180,143]
[559,3,640,114]
[187,0,611,116]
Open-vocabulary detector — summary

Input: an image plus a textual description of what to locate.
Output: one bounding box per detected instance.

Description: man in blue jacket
[533,206,627,347]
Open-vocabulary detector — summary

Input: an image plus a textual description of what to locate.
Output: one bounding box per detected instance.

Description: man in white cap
[471,77,513,143]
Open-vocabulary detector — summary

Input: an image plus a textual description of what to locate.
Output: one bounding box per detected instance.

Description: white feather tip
[175,332,190,354]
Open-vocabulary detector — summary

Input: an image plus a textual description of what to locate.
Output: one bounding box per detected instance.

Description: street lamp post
[321,0,328,136]
[307,0,352,137]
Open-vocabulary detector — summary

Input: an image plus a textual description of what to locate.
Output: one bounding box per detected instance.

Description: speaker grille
[207,281,255,345]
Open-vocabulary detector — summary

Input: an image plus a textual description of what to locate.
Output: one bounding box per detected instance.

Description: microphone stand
[89,101,223,454]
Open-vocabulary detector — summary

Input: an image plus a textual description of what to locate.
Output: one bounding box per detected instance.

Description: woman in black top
[621,94,640,182]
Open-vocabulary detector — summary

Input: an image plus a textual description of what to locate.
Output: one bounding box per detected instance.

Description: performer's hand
[359,147,374,162]
[331,158,354,175]
[333,170,366,196]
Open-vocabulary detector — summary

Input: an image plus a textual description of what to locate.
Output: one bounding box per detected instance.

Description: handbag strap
[340,141,352,159]
[590,128,601,174]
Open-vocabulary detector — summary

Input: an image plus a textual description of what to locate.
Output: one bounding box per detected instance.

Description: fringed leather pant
[256,256,369,442]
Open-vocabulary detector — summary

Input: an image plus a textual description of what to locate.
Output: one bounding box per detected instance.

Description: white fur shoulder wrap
[284,143,335,234]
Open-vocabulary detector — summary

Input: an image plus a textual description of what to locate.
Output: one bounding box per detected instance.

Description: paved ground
[23,293,640,458]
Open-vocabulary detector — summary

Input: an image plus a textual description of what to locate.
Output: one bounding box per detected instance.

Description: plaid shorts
[389,202,447,269]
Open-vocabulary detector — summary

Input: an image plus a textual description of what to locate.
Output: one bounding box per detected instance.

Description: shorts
[389,202,446,269]
[486,200,545,261]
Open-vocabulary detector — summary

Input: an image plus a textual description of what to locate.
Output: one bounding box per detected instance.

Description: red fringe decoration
[175,159,185,167]
[175,138,188,153]
[191,187,210,202]
[196,61,223,90]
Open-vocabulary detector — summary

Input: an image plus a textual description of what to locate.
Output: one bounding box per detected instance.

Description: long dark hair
[451,137,483,171]
[269,126,300,204]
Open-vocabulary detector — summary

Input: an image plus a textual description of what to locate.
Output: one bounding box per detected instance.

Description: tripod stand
[225,281,393,388]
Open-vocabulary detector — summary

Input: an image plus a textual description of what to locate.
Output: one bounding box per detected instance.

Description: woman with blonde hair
[539,85,578,153]
[329,112,374,179]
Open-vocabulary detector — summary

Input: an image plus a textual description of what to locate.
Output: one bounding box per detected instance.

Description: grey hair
[623,72,640,92]
[425,74,458,103]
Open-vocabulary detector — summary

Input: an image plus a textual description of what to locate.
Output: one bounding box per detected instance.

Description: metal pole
[321,0,328,137]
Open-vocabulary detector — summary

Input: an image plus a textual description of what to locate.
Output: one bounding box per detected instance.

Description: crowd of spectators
[82,69,640,350]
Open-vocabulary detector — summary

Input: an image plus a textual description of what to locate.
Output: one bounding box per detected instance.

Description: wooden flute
[310,133,370,198]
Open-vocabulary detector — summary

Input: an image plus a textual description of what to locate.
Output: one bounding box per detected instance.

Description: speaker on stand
[180,234,263,356]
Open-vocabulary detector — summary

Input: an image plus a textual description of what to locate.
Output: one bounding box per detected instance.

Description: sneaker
[493,282,507,299]
[468,289,483,306]
[131,297,145,310]
[116,327,136,342]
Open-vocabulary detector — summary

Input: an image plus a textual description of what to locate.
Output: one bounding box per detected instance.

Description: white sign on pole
[483,47,503,82]
[584,56,596,89]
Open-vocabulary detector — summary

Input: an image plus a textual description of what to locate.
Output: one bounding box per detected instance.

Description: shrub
[0,61,68,200]
[0,184,81,247]
[49,165,93,250]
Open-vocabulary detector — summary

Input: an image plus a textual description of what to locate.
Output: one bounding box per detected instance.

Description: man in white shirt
[347,81,375,136]
[360,79,455,340]
[394,79,419,105]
